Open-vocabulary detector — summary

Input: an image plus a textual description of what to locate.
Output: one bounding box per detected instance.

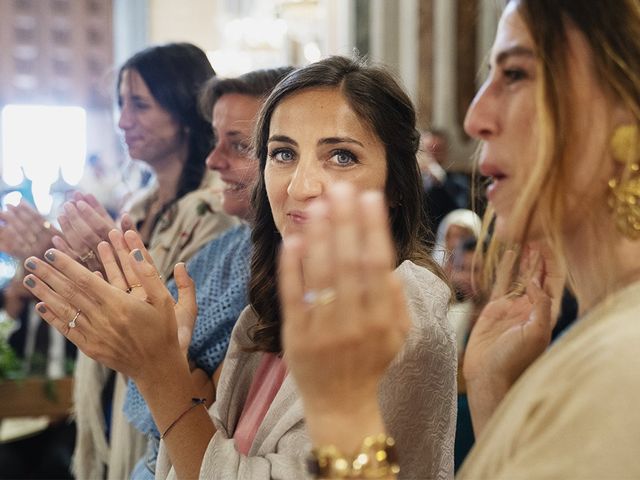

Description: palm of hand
[464,293,551,388]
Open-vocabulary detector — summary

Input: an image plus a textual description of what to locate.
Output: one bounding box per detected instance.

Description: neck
[150,147,188,205]
[565,215,640,317]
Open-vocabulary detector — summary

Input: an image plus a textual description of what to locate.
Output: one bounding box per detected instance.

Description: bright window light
[1,105,87,214]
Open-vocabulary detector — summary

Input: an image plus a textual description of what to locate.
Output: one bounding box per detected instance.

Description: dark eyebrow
[495,46,535,66]
[268,134,297,146]
[318,137,364,148]
[267,135,364,148]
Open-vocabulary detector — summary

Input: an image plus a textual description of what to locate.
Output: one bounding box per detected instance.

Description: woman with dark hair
[61,42,237,480]
[277,0,640,478]
[22,56,456,479]
[114,42,234,275]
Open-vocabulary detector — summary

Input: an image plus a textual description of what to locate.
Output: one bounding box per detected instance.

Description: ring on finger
[126,283,143,293]
[69,309,81,328]
[304,287,337,308]
[506,281,527,298]
[80,250,96,263]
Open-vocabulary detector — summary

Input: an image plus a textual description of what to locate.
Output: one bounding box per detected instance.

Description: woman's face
[118,69,186,166]
[264,87,387,238]
[463,3,614,241]
[206,93,262,219]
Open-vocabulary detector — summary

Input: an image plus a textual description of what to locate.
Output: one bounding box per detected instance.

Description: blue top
[123,224,252,479]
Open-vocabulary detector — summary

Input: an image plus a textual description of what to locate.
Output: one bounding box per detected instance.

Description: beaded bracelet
[160,397,207,440]
[307,433,400,479]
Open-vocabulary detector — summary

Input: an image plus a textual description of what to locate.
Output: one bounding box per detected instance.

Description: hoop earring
[608,123,640,239]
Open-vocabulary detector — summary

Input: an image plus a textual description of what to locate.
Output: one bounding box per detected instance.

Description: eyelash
[268,148,295,163]
[330,149,358,166]
[267,148,359,167]
[502,68,528,84]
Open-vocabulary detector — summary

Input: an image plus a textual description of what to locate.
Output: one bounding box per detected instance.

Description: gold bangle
[307,433,400,479]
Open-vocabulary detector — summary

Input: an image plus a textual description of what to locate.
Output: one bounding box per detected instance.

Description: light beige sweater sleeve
[156,260,456,480]
[459,280,640,479]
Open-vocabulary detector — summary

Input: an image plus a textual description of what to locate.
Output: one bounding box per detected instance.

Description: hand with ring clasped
[21,229,198,380]
[462,244,563,436]
[0,200,61,261]
[280,183,410,451]
[52,193,125,273]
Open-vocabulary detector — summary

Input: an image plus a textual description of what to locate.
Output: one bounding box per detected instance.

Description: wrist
[305,397,385,454]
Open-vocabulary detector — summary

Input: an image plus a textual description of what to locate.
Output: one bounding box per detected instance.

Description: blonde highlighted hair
[479,0,640,297]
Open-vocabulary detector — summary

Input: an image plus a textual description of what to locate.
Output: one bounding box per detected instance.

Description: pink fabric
[233,352,288,455]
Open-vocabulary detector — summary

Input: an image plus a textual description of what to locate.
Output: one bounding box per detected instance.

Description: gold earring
[608,123,640,239]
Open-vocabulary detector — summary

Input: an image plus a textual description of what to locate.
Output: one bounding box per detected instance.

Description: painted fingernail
[25,277,36,288]
[133,249,144,262]
[38,305,47,313]
[25,260,36,270]
[45,250,56,262]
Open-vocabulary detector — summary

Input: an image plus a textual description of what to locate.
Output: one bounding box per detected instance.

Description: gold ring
[507,281,527,298]
[80,250,96,263]
[69,309,81,328]
[126,283,143,293]
[304,287,337,308]
[43,221,52,230]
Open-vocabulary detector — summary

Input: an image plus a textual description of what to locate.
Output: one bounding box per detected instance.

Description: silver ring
[69,309,81,328]
[303,287,337,308]
[80,250,96,263]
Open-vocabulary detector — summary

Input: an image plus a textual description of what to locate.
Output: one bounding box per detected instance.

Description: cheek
[264,166,284,210]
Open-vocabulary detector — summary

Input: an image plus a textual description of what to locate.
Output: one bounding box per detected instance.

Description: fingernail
[45,250,56,262]
[38,305,47,313]
[25,277,36,288]
[25,259,36,270]
[133,249,144,262]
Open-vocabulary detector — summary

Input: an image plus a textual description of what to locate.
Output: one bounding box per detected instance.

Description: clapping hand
[463,245,563,436]
[0,201,61,260]
[21,231,197,380]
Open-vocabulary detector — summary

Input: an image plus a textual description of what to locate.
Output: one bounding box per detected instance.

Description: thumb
[174,263,197,319]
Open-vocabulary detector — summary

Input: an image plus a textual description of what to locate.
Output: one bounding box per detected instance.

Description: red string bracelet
[160,397,207,440]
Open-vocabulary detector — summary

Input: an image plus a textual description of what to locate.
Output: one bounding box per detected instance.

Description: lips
[479,160,508,202]
[286,211,308,224]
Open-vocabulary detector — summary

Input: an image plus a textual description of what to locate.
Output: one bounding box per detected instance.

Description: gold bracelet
[160,397,207,440]
[307,433,400,479]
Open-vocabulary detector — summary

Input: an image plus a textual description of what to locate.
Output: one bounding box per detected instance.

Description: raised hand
[280,183,409,451]
[22,244,197,380]
[463,246,559,436]
[54,193,118,272]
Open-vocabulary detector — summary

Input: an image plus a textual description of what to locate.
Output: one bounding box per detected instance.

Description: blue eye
[269,148,295,163]
[331,149,357,166]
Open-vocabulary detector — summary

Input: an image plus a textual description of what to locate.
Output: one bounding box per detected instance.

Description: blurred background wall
[0,0,504,223]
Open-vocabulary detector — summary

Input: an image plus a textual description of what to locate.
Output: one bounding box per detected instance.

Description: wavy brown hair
[248,56,449,353]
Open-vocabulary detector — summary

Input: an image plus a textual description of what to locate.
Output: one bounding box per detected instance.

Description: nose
[118,105,134,131]
[463,80,499,140]
[206,144,228,171]
[286,158,324,201]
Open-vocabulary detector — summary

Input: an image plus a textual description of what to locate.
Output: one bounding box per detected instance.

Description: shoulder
[395,260,451,325]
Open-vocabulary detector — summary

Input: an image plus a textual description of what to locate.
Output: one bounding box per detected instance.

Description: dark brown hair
[248,56,448,353]
[117,43,216,201]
